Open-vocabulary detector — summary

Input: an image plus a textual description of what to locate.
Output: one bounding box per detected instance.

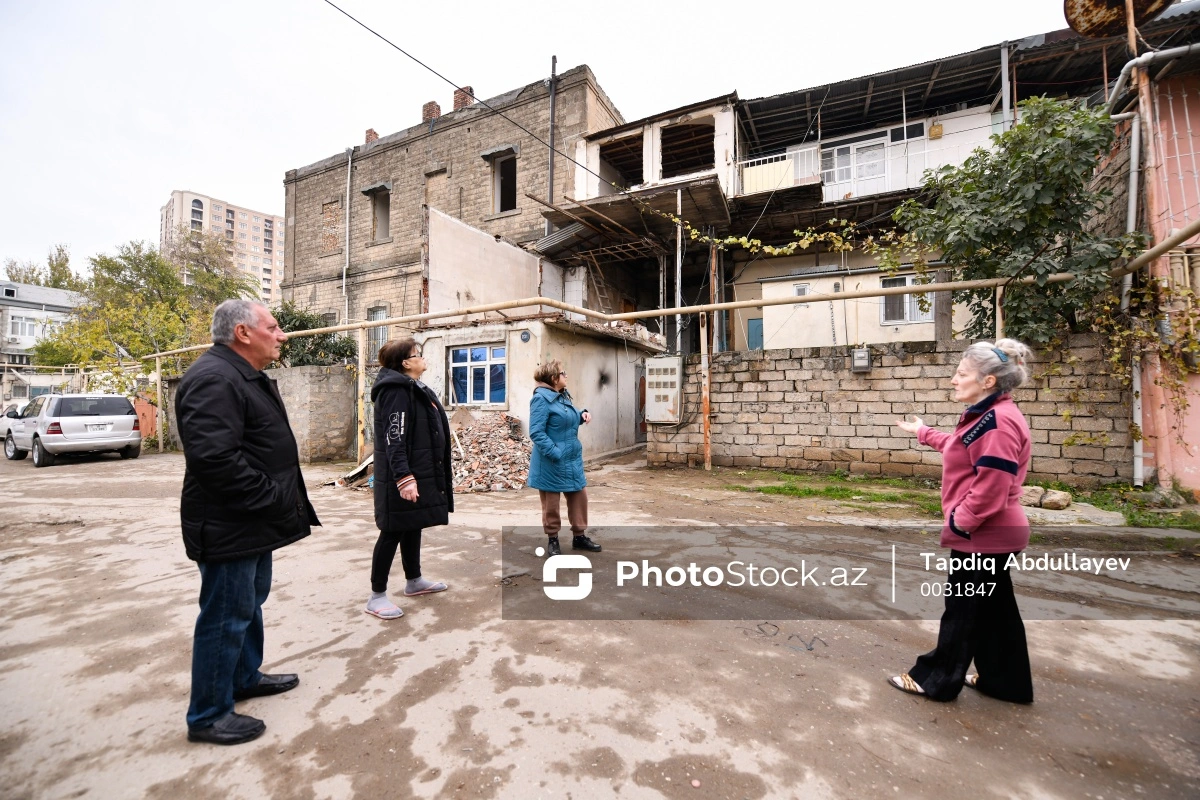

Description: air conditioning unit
[6,337,19,343]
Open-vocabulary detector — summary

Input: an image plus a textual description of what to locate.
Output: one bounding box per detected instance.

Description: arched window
[191,199,204,209]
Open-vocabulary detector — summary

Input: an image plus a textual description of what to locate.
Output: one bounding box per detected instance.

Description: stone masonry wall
[647,334,1133,488]
[165,365,357,464]
[282,65,622,327]
[269,365,357,462]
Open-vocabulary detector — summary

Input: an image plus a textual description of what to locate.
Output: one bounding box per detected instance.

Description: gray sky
[0,0,1070,272]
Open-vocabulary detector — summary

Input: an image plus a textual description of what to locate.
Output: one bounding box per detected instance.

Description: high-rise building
[159,190,285,303]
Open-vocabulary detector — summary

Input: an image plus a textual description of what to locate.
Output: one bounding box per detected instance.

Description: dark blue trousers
[186,552,271,730]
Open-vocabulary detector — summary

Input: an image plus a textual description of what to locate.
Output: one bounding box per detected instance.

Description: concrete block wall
[165,365,357,464]
[282,65,622,326]
[269,365,357,462]
[647,334,1134,488]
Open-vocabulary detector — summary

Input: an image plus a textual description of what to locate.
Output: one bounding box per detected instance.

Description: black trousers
[371,528,422,593]
[908,550,1034,703]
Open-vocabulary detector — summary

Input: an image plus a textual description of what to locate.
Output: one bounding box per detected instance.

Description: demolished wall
[648,334,1134,488]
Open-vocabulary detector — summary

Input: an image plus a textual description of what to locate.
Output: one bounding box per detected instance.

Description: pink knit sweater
[917,392,1032,554]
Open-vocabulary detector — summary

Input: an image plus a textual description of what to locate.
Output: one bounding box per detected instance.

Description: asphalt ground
[0,450,1197,799]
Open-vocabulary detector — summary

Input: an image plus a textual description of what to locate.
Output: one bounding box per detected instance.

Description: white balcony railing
[736,137,991,202]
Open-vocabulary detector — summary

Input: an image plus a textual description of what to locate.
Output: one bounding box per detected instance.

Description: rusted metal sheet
[1064,0,1171,39]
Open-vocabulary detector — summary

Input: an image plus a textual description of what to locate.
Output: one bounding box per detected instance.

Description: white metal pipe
[1121,113,1144,487]
[1105,43,1200,113]
[1000,43,1012,131]
[675,189,682,352]
[143,215,1200,361]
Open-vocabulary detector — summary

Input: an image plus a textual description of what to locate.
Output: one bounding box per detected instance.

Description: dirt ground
[1,450,1197,799]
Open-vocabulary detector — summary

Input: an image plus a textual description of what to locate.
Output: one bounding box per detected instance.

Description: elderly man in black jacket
[177,299,320,745]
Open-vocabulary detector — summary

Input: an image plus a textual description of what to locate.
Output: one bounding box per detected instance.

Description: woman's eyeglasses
[557,371,567,376]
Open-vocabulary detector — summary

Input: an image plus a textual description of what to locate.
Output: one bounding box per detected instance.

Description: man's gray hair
[211,299,268,345]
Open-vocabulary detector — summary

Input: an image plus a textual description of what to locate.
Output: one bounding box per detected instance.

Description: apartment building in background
[159,190,285,303]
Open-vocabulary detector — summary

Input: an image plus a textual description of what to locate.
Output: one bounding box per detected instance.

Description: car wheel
[5,433,27,461]
[32,437,55,468]
[119,444,141,459]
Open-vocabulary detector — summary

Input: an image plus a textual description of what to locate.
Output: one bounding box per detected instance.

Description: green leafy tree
[273,301,357,366]
[31,240,254,369]
[888,97,1144,344]
[3,244,87,291]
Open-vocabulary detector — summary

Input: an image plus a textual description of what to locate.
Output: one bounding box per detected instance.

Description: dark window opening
[371,190,390,240]
[495,155,517,213]
[882,277,907,322]
[889,122,926,142]
[660,119,715,179]
[598,134,644,188]
[321,312,338,328]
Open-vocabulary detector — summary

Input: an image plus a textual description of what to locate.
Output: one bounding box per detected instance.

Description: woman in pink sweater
[889,338,1035,703]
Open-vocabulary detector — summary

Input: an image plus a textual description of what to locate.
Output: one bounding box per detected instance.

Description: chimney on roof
[453,86,474,111]
[422,101,441,122]
[365,128,379,144]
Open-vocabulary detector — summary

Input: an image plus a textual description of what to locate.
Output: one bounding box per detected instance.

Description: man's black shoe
[572,535,602,552]
[233,673,299,700]
[187,712,266,745]
[546,537,562,557]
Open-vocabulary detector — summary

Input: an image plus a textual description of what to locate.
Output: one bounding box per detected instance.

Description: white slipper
[364,603,403,619]
[403,581,448,597]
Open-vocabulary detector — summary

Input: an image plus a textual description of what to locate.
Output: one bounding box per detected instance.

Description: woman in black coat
[365,338,454,619]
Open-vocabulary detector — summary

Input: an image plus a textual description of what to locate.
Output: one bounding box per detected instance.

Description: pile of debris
[452,412,532,492]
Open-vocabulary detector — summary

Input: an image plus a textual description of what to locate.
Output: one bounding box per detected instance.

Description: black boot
[572,534,602,552]
[546,537,562,556]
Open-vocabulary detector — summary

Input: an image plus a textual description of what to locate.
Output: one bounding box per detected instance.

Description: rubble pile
[452,413,532,492]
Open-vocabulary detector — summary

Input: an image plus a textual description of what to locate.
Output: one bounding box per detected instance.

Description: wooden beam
[862,78,875,117]
[569,194,649,241]
[525,193,610,238]
[1044,51,1075,82]
[742,105,761,142]
[920,63,942,107]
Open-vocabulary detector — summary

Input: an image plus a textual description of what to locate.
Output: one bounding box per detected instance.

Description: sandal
[888,673,926,696]
[364,603,404,620]
[964,674,980,689]
[404,581,448,597]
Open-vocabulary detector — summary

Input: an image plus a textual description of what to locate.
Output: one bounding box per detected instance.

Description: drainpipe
[546,55,557,238]
[1105,43,1200,114]
[1105,42,1199,489]
[1113,111,1145,487]
[343,147,353,325]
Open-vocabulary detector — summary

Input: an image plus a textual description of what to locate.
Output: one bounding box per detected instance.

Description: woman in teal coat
[528,359,601,556]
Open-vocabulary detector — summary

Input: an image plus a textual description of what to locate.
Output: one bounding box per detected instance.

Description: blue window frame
[450,344,506,405]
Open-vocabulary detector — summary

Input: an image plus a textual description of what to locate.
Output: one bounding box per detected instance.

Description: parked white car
[4,394,142,467]
[0,400,29,440]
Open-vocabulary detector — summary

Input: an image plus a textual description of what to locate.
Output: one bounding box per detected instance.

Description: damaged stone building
[281,65,664,459]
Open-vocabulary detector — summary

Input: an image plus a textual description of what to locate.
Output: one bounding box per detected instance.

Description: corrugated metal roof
[737,1,1200,157]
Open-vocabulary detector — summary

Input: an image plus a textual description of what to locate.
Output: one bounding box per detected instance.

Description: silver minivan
[4,394,142,467]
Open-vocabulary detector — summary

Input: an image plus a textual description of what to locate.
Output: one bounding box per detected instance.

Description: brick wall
[648,335,1133,488]
[282,65,622,327]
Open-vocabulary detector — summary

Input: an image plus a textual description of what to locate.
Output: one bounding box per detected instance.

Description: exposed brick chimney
[422,101,441,122]
[365,128,378,144]
[453,86,474,111]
